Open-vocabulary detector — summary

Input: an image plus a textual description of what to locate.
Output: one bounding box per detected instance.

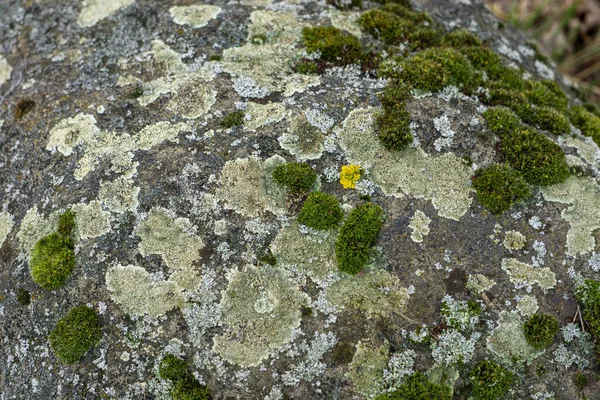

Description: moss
[259,250,277,266]
[575,372,589,390]
[272,162,318,195]
[523,312,559,350]
[30,210,76,290]
[220,110,245,128]
[335,203,384,275]
[13,98,35,119]
[407,26,443,50]
[486,311,544,365]
[472,164,531,214]
[524,80,569,112]
[386,48,479,93]
[469,360,513,400]
[575,279,600,338]
[483,108,570,186]
[158,354,189,382]
[375,83,412,151]
[375,372,452,400]
[441,29,482,48]
[340,164,362,189]
[249,33,268,45]
[298,192,344,230]
[128,86,144,98]
[570,105,600,144]
[208,54,221,61]
[529,42,550,65]
[358,10,407,45]
[525,106,571,134]
[171,376,211,400]
[295,61,318,75]
[302,26,363,67]
[48,305,102,364]
[16,288,30,306]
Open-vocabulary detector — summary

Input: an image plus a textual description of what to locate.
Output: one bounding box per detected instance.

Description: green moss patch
[272,162,317,195]
[469,360,513,400]
[570,105,600,144]
[302,26,364,67]
[298,192,344,230]
[575,279,600,338]
[221,110,244,128]
[159,354,189,382]
[483,108,569,186]
[375,372,451,400]
[441,29,482,48]
[335,203,384,275]
[523,312,559,350]
[48,305,102,364]
[158,354,211,400]
[30,209,77,290]
[16,288,30,306]
[376,83,412,151]
[472,164,531,214]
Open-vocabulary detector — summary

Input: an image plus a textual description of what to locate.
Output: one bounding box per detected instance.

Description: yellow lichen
[340,164,362,189]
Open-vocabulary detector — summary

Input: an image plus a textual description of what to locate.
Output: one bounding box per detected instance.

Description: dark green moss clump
[441,29,482,48]
[208,54,222,62]
[14,98,35,119]
[376,83,412,151]
[249,34,267,45]
[295,61,319,75]
[220,111,245,128]
[469,360,513,400]
[30,210,77,290]
[570,105,600,145]
[298,192,344,231]
[472,164,531,214]
[16,288,30,306]
[159,354,190,382]
[375,372,451,400]
[272,162,317,195]
[302,26,364,67]
[335,203,384,275]
[358,5,434,47]
[158,354,211,400]
[575,279,600,337]
[523,312,559,349]
[483,108,570,186]
[48,305,102,364]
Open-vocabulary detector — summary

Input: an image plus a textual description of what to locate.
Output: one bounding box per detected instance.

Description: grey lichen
[99,177,140,214]
[0,211,14,248]
[77,0,134,28]
[213,264,309,367]
[71,201,111,240]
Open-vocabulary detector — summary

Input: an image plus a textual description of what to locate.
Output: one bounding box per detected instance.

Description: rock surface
[1,0,599,399]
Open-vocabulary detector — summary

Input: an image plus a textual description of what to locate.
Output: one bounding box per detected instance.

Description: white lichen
[77,0,134,28]
[0,211,14,248]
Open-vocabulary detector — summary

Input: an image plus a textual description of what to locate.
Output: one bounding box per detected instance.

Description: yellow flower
[340,164,362,189]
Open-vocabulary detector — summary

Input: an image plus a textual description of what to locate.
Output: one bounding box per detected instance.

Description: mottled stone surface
[0,0,599,399]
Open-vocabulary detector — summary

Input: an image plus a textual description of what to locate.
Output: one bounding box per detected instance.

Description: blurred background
[484,0,599,104]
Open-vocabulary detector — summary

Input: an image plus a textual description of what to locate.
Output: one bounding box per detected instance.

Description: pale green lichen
[169,5,221,28]
[270,221,337,282]
[71,201,111,240]
[135,207,203,290]
[77,0,134,28]
[248,10,305,45]
[244,102,289,132]
[560,135,599,165]
[329,9,362,38]
[213,264,309,367]
[278,114,326,161]
[466,274,496,294]
[0,211,14,248]
[337,108,473,221]
[501,258,556,291]
[327,266,410,319]
[105,264,185,317]
[348,341,389,398]
[541,176,600,256]
[503,230,526,250]
[427,364,459,395]
[487,311,544,365]
[16,206,60,258]
[516,295,539,316]
[47,113,189,180]
[98,177,140,214]
[216,155,288,217]
[408,210,431,243]
[0,55,13,86]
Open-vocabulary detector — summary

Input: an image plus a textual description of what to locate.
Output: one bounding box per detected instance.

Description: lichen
[244,102,289,132]
[77,0,134,28]
[248,10,305,45]
[213,264,309,367]
[278,115,325,160]
[105,264,185,317]
[348,341,389,398]
[216,155,288,217]
[503,230,526,250]
[408,210,431,243]
[327,266,409,319]
[516,295,539,316]
[487,311,544,365]
[340,164,362,189]
[135,207,203,290]
[337,107,473,221]
[541,176,600,256]
[16,206,60,258]
[0,211,14,248]
[466,274,496,294]
[0,55,12,85]
[71,201,111,240]
[99,177,140,214]
[168,5,221,28]
[501,258,556,291]
[328,9,362,38]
